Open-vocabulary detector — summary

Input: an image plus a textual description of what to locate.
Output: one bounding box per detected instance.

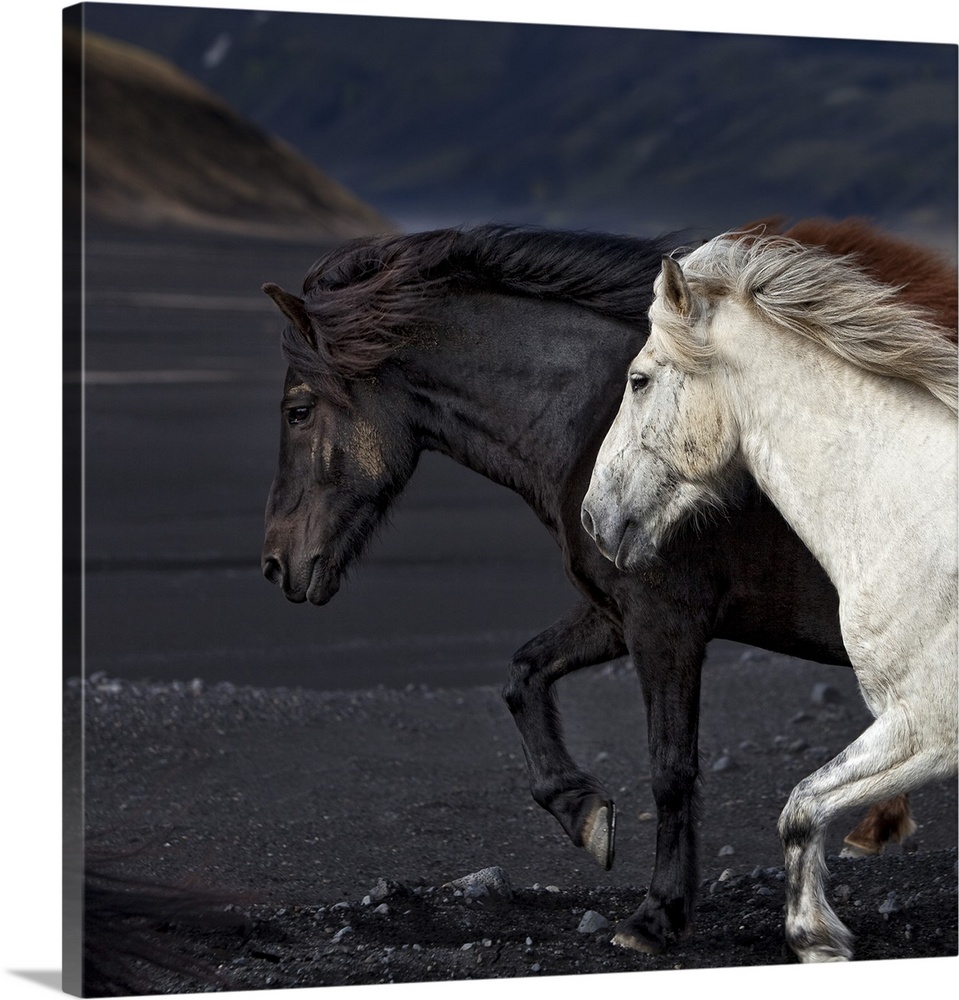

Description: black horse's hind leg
[612,621,706,953]
[502,601,626,869]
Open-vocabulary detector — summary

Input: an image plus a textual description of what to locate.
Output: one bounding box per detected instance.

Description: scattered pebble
[577,910,610,933]
[811,682,843,706]
[368,878,401,902]
[446,867,513,899]
[879,892,901,916]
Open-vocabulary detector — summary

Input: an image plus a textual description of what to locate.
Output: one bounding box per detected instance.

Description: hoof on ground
[796,947,852,963]
[790,925,854,963]
[581,801,615,870]
[610,928,661,955]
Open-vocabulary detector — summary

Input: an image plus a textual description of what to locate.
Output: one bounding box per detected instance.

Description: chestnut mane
[760,217,956,337]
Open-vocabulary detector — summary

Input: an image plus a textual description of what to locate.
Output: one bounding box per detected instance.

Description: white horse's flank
[581,235,958,963]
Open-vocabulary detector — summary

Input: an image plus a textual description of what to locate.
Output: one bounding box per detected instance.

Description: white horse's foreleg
[778,708,957,963]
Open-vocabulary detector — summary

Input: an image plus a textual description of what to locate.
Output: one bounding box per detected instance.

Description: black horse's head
[260,282,419,605]
[259,224,680,606]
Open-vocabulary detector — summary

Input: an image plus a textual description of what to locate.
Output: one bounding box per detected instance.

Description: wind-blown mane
[654,234,959,414]
[281,225,682,400]
[779,218,958,337]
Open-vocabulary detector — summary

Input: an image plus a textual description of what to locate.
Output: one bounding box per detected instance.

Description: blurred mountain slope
[64,26,396,239]
[79,7,957,239]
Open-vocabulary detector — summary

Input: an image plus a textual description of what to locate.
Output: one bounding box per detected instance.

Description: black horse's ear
[660,257,692,317]
[262,282,315,346]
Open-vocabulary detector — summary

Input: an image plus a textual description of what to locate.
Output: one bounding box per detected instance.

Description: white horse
[581,234,958,963]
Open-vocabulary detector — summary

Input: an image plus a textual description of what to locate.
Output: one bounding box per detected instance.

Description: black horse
[260,223,920,952]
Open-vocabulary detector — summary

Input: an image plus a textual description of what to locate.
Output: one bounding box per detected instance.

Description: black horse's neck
[391,290,646,534]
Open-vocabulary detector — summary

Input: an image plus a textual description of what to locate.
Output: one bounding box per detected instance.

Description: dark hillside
[64,26,395,239]
[80,7,957,240]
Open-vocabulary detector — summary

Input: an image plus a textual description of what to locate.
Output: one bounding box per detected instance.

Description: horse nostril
[262,556,285,587]
[581,506,596,540]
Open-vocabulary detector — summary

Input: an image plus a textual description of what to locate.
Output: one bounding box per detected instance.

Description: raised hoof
[581,800,616,870]
[839,839,881,859]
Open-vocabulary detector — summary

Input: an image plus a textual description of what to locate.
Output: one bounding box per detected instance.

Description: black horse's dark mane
[281,224,686,399]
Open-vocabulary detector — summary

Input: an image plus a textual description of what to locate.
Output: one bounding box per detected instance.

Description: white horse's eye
[629,372,650,393]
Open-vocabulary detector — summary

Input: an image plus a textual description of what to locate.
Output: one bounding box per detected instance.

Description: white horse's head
[581,256,741,570]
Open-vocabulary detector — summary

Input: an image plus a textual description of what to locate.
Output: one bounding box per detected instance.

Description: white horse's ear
[262,282,316,346]
[660,257,692,317]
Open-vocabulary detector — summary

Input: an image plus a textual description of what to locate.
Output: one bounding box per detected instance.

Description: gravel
[69,657,957,995]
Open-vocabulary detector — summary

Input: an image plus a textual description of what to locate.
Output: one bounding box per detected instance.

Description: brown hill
[63,27,396,240]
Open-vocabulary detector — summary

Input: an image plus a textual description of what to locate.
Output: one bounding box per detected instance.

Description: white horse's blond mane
[651,234,959,414]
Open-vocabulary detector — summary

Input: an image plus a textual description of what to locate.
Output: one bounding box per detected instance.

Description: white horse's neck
[714,300,957,596]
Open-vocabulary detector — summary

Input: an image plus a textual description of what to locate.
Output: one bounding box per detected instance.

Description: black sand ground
[72,645,957,995]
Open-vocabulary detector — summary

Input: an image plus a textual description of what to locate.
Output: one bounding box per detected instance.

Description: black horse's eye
[629,372,650,393]
[287,405,313,425]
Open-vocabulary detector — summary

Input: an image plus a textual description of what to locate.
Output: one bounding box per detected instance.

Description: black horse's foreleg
[613,628,705,953]
[502,601,626,869]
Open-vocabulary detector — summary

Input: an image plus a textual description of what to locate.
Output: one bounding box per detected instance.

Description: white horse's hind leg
[778,707,957,963]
